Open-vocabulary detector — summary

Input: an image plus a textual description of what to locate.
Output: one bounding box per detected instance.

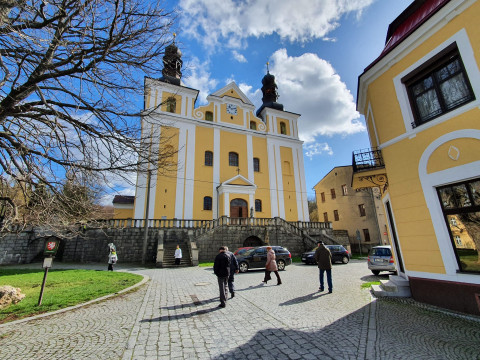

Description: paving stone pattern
[0,261,479,359]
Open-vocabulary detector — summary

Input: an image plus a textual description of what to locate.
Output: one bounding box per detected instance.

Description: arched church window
[229,152,239,167]
[203,196,212,210]
[255,199,262,212]
[280,122,287,135]
[205,111,213,121]
[205,151,213,166]
[253,158,260,172]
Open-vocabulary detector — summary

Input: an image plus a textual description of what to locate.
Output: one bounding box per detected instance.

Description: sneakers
[218,303,226,308]
[319,287,324,292]
[328,290,333,293]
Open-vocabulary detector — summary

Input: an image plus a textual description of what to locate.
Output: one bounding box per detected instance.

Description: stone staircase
[162,242,191,267]
[372,275,411,298]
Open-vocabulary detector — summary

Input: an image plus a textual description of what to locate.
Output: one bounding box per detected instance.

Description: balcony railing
[352,148,384,172]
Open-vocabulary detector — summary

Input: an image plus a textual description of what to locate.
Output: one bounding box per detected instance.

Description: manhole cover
[194,282,211,286]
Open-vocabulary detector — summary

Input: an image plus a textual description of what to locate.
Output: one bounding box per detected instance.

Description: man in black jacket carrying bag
[214,246,231,308]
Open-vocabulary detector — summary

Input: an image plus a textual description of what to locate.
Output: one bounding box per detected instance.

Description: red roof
[364,0,450,72]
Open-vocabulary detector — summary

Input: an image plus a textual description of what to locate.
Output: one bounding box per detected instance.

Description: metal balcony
[352,148,385,172]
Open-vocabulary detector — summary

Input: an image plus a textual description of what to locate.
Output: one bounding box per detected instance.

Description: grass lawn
[0,269,143,324]
[361,281,381,289]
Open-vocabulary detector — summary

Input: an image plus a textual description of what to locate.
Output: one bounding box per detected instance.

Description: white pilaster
[247,134,254,182]
[213,128,220,219]
[267,140,279,217]
[175,127,187,219]
[275,143,286,219]
[183,125,196,219]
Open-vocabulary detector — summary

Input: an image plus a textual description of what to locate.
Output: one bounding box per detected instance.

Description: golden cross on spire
[266,61,270,72]
[173,32,176,43]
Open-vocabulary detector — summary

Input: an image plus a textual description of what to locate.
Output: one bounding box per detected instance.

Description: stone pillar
[156,230,164,268]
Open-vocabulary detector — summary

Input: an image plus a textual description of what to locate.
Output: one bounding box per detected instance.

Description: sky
[115,0,414,202]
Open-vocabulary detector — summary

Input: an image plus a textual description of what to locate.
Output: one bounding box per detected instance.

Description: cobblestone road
[1,261,479,359]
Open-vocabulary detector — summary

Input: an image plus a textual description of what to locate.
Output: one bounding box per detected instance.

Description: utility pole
[142,170,152,265]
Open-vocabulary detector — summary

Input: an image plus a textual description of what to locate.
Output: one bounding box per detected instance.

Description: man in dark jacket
[224,246,239,298]
[314,241,333,293]
[213,246,231,308]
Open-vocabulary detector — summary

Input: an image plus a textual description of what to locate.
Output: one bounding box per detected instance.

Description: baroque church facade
[115,40,309,222]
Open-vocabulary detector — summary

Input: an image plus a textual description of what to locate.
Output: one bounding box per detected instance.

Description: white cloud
[178,0,374,48]
[304,142,333,159]
[232,50,247,63]
[268,49,365,143]
[182,57,219,104]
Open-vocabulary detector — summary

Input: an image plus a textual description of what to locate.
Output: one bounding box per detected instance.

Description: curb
[0,273,150,329]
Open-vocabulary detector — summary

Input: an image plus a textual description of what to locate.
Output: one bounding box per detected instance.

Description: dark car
[236,246,292,273]
[301,245,350,265]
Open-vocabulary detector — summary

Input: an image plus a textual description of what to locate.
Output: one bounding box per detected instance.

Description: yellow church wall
[114,208,134,219]
[220,88,243,101]
[153,126,179,219]
[221,103,244,126]
[252,136,271,218]
[192,126,215,219]
[366,112,379,149]
[280,146,298,221]
[160,91,181,114]
[220,131,247,182]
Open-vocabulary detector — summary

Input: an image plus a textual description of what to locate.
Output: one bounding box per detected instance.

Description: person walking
[314,241,333,293]
[107,243,118,271]
[174,245,182,266]
[224,246,239,298]
[262,246,282,285]
[213,246,231,308]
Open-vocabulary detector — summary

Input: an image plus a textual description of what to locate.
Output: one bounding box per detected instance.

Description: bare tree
[0,0,178,231]
[308,196,318,222]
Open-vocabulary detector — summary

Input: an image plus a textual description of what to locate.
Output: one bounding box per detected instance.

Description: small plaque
[43,257,53,268]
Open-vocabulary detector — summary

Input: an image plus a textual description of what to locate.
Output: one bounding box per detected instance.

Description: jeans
[319,269,332,291]
[217,276,229,304]
[228,274,235,294]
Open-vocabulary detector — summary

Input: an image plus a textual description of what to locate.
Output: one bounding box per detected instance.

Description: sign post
[38,238,60,306]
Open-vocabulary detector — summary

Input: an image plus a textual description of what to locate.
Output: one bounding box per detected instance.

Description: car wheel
[342,256,349,264]
[277,260,286,271]
[239,262,249,273]
[371,270,380,275]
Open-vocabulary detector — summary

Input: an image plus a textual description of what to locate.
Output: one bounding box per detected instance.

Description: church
[114,39,309,223]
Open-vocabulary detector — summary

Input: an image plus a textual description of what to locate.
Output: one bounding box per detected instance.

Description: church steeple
[256,62,284,117]
[160,33,183,86]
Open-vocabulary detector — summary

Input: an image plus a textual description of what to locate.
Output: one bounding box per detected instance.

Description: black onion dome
[256,69,283,117]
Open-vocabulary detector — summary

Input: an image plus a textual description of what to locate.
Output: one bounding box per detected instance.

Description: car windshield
[242,248,257,256]
[371,248,391,256]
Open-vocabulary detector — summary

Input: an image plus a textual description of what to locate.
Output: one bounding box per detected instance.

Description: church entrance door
[230,198,248,224]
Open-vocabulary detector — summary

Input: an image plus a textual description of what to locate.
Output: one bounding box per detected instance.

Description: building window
[280,122,287,135]
[331,188,336,200]
[229,152,238,167]
[253,158,260,172]
[255,199,262,212]
[404,45,475,127]
[204,151,213,166]
[359,204,366,217]
[250,121,256,130]
[363,229,370,242]
[437,178,480,273]
[334,210,339,221]
[342,184,348,196]
[323,212,328,222]
[166,97,176,113]
[283,161,291,175]
[321,192,325,203]
[205,111,213,121]
[203,196,212,210]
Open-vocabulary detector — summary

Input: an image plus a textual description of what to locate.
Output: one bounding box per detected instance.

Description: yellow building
[355,0,480,315]
[119,41,309,223]
[314,166,389,253]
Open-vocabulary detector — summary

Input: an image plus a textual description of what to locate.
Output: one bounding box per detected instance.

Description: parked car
[233,247,254,256]
[236,246,292,273]
[301,245,350,265]
[367,245,396,275]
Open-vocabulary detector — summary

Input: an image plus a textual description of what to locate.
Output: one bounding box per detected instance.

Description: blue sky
[133,0,413,201]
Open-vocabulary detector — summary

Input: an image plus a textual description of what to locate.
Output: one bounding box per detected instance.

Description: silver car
[367,245,396,275]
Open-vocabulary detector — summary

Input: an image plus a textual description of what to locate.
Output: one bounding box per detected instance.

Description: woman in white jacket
[174,245,182,265]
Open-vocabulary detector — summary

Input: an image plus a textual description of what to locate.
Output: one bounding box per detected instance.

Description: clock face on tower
[226,103,237,115]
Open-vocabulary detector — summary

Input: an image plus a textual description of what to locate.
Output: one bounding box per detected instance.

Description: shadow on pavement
[279,291,329,306]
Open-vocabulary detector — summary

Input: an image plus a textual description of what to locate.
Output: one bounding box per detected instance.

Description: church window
[229,152,239,167]
[323,212,328,222]
[204,151,213,166]
[203,196,212,210]
[280,122,287,135]
[205,111,213,121]
[166,97,176,113]
[253,158,260,172]
[250,121,256,130]
[283,161,291,175]
[255,199,262,212]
